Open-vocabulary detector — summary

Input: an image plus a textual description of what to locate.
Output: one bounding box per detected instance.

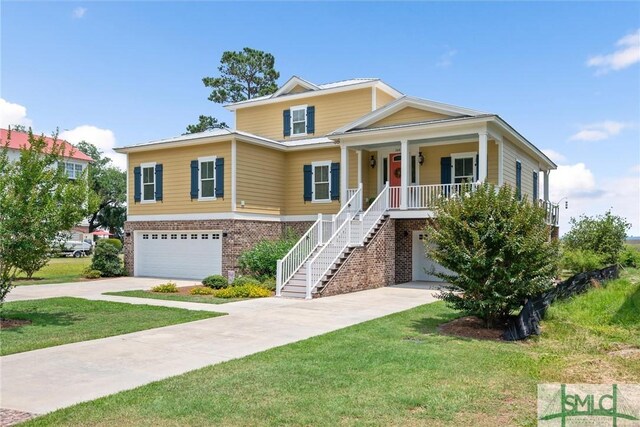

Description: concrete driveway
[1,279,439,416]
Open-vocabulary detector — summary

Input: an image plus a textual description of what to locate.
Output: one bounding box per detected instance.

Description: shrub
[260,277,276,291]
[215,284,271,298]
[231,276,261,287]
[561,248,605,274]
[90,241,123,277]
[202,275,229,289]
[83,269,102,279]
[151,282,178,293]
[425,183,560,327]
[190,286,215,295]
[99,238,123,252]
[237,233,298,279]
[563,211,630,265]
[619,245,640,268]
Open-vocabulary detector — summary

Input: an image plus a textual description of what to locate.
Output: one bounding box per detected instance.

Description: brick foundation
[124,219,312,278]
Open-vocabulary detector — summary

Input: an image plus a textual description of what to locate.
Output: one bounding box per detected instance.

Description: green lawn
[0,297,223,355]
[14,257,93,286]
[23,271,640,426]
[104,289,246,304]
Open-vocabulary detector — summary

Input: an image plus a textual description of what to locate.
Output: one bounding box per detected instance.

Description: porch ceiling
[345,133,479,151]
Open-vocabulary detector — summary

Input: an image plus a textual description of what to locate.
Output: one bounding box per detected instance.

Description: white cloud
[436,48,457,68]
[549,163,599,201]
[0,98,33,129]
[542,148,566,164]
[569,120,632,142]
[60,125,125,170]
[72,7,87,19]
[587,29,640,75]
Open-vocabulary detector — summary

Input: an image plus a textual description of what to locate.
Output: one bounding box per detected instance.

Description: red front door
[389,153,401,208]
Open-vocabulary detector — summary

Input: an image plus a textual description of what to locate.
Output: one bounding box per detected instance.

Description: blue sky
[1,1,639,234]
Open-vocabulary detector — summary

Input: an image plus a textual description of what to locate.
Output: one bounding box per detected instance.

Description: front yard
[0,297,223,355]
[14,257,93,286]
[23,270,639,426]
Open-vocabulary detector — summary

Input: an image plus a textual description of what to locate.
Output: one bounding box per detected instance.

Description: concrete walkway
[1,279,439,415]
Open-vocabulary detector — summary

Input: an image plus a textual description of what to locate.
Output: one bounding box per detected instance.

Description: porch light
[418,152,424,165]
[369,155,376,168]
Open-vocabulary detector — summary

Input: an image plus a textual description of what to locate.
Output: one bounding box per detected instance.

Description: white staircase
[276,183,390,299]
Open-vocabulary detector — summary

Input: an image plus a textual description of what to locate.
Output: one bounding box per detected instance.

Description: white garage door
[412,231,451,282]
[135,231,222,280]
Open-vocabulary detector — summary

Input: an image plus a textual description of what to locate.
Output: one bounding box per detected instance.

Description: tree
[75,141,126,237]
[424,184,559,327]
[202,47,280,103]
[0,129,87,302]
[184,115,228,135]
[9,124,28,133]
[563,211,630,265]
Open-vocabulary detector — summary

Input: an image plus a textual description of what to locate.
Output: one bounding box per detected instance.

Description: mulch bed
[0,319,32,329]
[438,316,506,341]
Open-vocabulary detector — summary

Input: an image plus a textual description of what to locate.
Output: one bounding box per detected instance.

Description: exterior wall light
[418,152,424,165]
[370,155,376,168]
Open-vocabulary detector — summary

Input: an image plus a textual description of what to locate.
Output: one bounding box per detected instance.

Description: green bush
[425,183,559,327]
[260,277,276,291]
[237,234,298,279]
[561,248,605,274]
[202,275,229,289]
[231,276,261,287]
[215,284,271,298]
[90,241,123,277]
[190,286,215,295]
[82,269,102,279]
[99,238,123,252]
[151,282,178,293]
[563,211,630,265]
[619,245,640,268]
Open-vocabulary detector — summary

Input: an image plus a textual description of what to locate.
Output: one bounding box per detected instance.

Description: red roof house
[0,128,93,162]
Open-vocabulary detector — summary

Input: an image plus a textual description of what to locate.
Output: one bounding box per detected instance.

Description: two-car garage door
[134,231,222,280]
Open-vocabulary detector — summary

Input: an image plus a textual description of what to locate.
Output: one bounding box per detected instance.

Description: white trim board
[127,213,320,223]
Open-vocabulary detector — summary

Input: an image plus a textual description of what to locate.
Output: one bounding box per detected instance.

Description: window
[161,234,167,240]
[142,234,149,240]
[452,154,476,184]
[151,234,158,239]
[291,105,307,136]
[212,233,220,239]
[141,163,156,202]
[64,162,83,179]
[199,157,216,199]
[191,234,198,239]
[312,161,331,202]
[170,234,177,240]
[181,234,187,239]
[201,234,209,239]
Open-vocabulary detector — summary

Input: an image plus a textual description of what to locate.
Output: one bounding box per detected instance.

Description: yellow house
[115,76,558,298]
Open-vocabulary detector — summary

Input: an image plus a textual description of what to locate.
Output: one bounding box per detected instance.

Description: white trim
[140,162,156,204]
[340,146,348,205]
[290,105,308,137]
[311,160,332,203]
[478,132,488,183]
[451,152,477,184]
[127,212,320,222]
[62,160,84,180]
[371,86,377,111]
[197,156,217,201]
[231,139,237,211]
[125,153,129,216]
[400,139,409,210]
[272,76,319,97]
[388,210,436,219]
[356,150,362,186]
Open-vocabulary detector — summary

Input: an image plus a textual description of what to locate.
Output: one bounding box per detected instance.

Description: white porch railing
[540,200,560,227]
[306,218,352,299]
[276,218,321,296]
[389,183,478,210]
[353,183,389,245]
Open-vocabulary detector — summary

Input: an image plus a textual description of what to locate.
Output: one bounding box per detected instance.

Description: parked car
[60,240,93,258]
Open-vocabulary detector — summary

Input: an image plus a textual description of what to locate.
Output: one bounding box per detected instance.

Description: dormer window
[291,105,307,136]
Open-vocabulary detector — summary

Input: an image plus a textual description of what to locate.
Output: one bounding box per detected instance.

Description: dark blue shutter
[303,165,312,201]
[516,161,522,200]
[476,154,479,181]
[283,110,291,137]
[330,163,340,200]
[411,155,416,184]
[383,157,388,184]
[533,171,539,200]
[215,158,224,198]
[133,166,141,203]
[306,106,315,134]
[190,160,198,199]
[155,164,163,201]
[440,157,452,184]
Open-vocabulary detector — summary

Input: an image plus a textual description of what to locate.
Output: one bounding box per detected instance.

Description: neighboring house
[115,76,559,298]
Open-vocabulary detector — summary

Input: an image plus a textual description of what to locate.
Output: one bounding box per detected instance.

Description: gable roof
[329,96,488,135]
[0,128,92,161]
[224,77,402,110]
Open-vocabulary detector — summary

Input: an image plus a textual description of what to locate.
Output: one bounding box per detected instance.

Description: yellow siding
[236,88,372,140]
[236,141,285,215]
[348,149,358,188]
[375,88,396,109]
[417,141,499,186]
[367,107,450,129]
[502,138,540,200]
[282,147,341,215]
[128,141,232,215]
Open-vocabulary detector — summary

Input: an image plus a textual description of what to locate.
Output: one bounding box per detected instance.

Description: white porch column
[340,145,348,206]
[544,170,550,201]
[478,132,488,183]
[400,139,409,210]
[356,150,362,187]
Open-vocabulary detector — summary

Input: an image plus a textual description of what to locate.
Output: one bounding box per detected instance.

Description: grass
[23,269,640,426]
[14,257,93,286]
[103,289,245,305]
[0,297,223,356]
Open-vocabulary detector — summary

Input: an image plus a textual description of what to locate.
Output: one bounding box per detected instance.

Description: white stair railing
[355,183,389,244]
[306,219,351,299]
[276,217,321,296]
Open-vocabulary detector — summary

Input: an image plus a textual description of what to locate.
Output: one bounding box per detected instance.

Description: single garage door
[412,231,452,282]
[135,231,222,280]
